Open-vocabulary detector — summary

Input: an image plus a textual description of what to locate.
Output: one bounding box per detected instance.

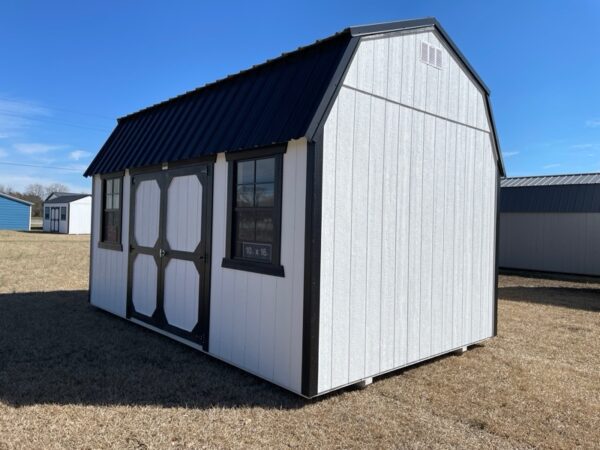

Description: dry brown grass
[0,230,599,449]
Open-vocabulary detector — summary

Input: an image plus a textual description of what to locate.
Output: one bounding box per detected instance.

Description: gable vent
[420,41,443,69]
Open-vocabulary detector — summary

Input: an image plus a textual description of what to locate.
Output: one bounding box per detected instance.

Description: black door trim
[126,163,214,349]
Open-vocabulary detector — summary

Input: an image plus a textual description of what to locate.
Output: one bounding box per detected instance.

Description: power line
[0,109,111,133]
[0,95,114,121]
[0,161,84,172]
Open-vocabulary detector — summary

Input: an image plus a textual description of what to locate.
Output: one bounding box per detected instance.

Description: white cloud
[14,142,63,154]
[69,150,91,161]
[570,143,594,149]
[542,163,561,169]
[585,118,600,128]
[0,97,50,138]
[503,151,519,158]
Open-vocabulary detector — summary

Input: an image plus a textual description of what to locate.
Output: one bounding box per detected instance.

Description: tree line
[0,183,69,217]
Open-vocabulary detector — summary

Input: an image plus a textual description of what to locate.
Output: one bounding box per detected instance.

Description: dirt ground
[0,230,598,449]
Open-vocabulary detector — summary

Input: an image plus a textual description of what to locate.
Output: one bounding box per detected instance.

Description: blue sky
[0,0,599,192]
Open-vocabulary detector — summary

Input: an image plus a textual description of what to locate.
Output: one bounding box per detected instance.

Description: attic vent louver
[420,41,442,69]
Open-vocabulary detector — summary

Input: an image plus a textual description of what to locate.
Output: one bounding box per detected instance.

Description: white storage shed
[43,193,92,234]
[500,174,600,277]
[85,18,504,397]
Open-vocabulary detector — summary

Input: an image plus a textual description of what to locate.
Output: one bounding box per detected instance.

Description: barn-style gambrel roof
[85,18,504,177]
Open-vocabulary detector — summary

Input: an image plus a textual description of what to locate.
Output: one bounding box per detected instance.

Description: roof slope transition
[85,18,503,176]
[44,193,90,204]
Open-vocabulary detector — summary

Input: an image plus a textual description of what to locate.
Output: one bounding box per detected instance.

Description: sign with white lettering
[242,242,272,262]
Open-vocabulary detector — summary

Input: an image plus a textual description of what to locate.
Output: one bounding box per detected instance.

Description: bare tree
[25,183,46,199]
[45,183,69,197]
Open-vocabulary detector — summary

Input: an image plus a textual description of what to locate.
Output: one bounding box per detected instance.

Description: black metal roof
[85,18,503,177]
[502,173,600,187]
[44,193,90,204]
[500,184,600,213]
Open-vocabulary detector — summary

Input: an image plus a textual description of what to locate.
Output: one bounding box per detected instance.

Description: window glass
[44,207,49,220]
[255,158,275,183]
[101,177,122,245]
[231,155,280,264]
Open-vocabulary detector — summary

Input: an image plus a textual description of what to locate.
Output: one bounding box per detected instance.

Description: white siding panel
[90,172,130,317]
[209,140,307,394]
[365,96,385,376]
[379,102,399,372]
[317,100,338,392]
[134,179,160,248]
[319,28,498,392]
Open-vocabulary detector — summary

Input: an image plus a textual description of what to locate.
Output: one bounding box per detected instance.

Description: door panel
[127,163,213,349]
[132,253,158,317]
[134,179,161,247]
[163,259,200,332]
[166,174,203,252]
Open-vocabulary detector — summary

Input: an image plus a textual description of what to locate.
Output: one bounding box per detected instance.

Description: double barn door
[50,207,60,232]
[127,164,213,348]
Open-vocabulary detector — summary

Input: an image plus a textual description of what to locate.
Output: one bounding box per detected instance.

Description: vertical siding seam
[328,101,340,389]
[362,94,372,378]
[346,89,357,384]
[404,110,412,364]
[378,101,387,372]
[429,117,437,353]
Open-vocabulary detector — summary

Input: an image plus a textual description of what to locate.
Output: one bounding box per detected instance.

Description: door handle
[159,249,167,258]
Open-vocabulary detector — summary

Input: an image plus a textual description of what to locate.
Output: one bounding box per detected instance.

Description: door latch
[159,249,166,258]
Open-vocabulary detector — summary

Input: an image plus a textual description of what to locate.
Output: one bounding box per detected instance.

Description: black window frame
[222,144,286,277]
[60,206,67,221]
[99,172,124,251]
[44,207,49,220]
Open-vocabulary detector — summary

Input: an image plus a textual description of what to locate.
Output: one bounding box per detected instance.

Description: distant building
[500,173,600,277]
[43,193,91,234]
[0,192,32,230]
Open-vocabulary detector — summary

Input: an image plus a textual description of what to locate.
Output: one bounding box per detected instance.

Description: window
[222,146,285,276]
[100,176,123,250]
[44,207,49,220]
[60,206,67,220]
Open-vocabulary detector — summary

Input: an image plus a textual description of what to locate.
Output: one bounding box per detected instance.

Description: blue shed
[0,192,32,230]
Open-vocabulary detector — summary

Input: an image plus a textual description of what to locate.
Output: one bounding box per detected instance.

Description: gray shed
[85,18,504,397]
[500,174,600,277]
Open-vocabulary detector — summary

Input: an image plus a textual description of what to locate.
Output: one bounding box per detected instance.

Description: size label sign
[242,242,272,262]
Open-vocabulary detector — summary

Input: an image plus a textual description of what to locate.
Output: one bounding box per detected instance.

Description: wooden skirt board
[126,164,213,349]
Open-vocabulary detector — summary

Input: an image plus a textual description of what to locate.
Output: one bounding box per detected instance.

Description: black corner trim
[98,241,123,252]
[301,132,323,398]
[221,258,285,277]
[306,36,360,140]
[225,143,287,161]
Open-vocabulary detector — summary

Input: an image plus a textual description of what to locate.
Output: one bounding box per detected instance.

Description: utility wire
[0,95,114,121]
[0,161,84,172]
[0,109,111,133]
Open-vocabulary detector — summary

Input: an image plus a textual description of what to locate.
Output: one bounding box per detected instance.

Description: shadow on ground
[0,290,304,409]
[499,286,600,312]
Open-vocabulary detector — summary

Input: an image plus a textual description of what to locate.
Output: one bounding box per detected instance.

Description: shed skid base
[356,377,373,389]
[454,346,468,355]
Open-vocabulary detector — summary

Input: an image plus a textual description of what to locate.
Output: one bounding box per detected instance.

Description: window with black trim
[101,176,122,248]
[222,147,285,277]
[44,207,49,220]
[60,207,67,220]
